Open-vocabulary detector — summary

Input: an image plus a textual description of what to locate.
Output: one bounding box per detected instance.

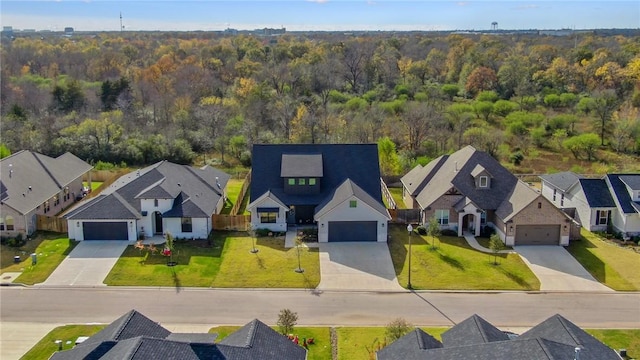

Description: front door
[154,211,163,234]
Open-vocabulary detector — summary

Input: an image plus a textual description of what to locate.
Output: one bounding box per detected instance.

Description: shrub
[441,229,457,236]
[385,318,413,342]
[255,228,271,237]
[509,151,524,165]
[416,226,427,235]
[277,308,298,335]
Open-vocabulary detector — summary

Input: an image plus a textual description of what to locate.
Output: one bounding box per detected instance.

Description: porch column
[474,214,481,237]
[457,212,464,237]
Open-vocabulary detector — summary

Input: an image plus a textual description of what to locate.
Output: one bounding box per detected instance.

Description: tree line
[1,31,639,173]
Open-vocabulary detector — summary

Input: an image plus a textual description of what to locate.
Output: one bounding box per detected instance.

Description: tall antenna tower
[120,12,124,31]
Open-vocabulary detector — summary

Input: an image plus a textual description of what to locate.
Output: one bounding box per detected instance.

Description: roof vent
[574,347,581,360]
[454,161,458,172]
[177,183,181,187]
[216,176,221,189]
[28,186,32,191]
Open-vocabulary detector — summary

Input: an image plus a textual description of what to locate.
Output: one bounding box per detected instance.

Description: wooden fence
[381,178,397,210]
[212,214,250,231]
[389,208,421,224]
[230,170,251,215]
[36,215,68,233]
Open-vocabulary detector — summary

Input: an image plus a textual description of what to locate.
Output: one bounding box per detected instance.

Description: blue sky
[1,1,638,32]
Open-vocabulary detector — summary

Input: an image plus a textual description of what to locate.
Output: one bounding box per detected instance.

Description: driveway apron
[40,241,128,286]
[317,242,404,291]
[514,245,613,292]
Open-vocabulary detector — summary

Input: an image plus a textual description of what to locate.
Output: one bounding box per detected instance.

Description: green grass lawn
[209,326,330,360]
[586,329,640,360]
[336,327,448,360]
[21,324,105,360]
[211,235,320,288]
[476,237,513,250]
[387,224,540,290]
[1,233,77,285]
[221,178,245,215]
[387,187,406,209]
[104,232,319,288]
[83,181,103,192]
[566,229,640,291]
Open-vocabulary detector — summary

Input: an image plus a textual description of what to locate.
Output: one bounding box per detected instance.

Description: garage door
[83,222,128,240]
[515,225,560,245]
[328,221,377,242]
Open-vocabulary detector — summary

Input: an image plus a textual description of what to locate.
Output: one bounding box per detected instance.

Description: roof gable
[218,319,307,360]
[314,178,390,219]
[82,310,171,346]
[495,181,544,222]
[606,174,640,214]
[539,172,583,192]
[442,314,509,347]
[65,193,140,220]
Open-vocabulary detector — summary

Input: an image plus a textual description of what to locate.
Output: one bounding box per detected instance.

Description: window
[435,209,449,225]
[309,178,316,186]
[298,178,306,185]
[260,212,277,223]
[154,199,159,207]
[0,218,4,231]
[553,189,557,201]
[596,210,610,225]
[479,176,488,188]
[53,195,59,206]
[560,194,565,206]
[64,188,70,201]
[43,201,50,213]
[537,202,542,209]
[480,211,487,224]
[5,216,14,231]
[288,178,296,185]
[349,200,357,208]
[181,217,193,232]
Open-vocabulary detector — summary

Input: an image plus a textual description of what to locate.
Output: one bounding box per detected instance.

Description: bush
[441,229,457,237]
[416,226,427,235]
[255,228,272,237]
[385,318,413,342]
[480,225,495,238]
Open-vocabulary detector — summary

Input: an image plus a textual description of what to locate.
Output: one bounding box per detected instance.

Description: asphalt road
[2,287,639,328]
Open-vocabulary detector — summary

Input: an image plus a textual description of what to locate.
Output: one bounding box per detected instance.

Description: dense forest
[1,31,639,174]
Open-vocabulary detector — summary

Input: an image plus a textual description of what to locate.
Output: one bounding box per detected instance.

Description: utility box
[31,253,37,265]
[13,256,20,263]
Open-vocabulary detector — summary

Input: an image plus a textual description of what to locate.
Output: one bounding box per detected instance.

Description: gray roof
[50,310,306,360]
[0,150,92,214]
[315,179,390,220]
[441,314,509,348]
[539,171,583,192]
[619,175,640,190]
[377,314,619,360]
[579,179,616,208]
[607,174,640,214]
[401,146,518,213]
[495,181,544,222]
[376,329,442,360]
[65,161,230,220]
[281,154,324,177]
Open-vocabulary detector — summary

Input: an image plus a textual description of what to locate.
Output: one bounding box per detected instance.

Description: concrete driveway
[514,246,613,292]
[40,241,128,286]
[317,242,404,291]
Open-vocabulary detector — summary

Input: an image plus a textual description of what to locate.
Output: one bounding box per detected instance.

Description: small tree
[489,233,505,265]
[385,317,413,342]
[277,308,298,335]
[427,216,440,250]
[164,231,175,266]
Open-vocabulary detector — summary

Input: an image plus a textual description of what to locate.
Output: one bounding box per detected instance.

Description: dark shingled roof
[0,150,92,215]
[607,174,640,214]
[376,314,620,360]
[376,328,442,360]
[539,171,583,192]
[281,154,324,177]
[250,144,383,207]
[217,319,308,360]
[80,310,171,346]
[579,179,616,208]
[65,161,230,220]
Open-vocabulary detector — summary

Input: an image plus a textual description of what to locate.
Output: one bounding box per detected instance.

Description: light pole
[250,228,259,254]
[407,223,413,289]
[295,236,304,273]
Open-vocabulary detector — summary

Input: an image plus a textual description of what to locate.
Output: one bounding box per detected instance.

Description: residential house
[540,172,640,236]
[0,150,92,237]
[401,146,572,245]
[50,309,307,360]
[376,313,620,360]
[248,144,391,242]
[65,161,230,241]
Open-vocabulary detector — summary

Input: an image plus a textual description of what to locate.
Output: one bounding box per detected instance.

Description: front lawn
[387,224,540,290]
[566,229,640,291]
[21,324,105,360]
[586,329,640,360]
[104,232,319,288]
[1,232,77,285]
[336,327,448,360]
[387,187,406,209]
[221,178,245,215]
[211,235,320,288]
[209,326,331,360]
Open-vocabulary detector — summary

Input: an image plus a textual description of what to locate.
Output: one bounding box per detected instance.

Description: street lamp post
[407,223,413,289]
[250,229,259,254]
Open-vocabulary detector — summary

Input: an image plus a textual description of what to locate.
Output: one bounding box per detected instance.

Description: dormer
[471,164,492,189]
[619,175,640,202]
[281,154,323,195]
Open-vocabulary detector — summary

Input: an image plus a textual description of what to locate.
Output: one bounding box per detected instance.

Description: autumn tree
[465,66,498,97]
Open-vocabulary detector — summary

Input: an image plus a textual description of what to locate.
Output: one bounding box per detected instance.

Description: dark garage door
[328,221,377,242]
[83,222,128,240]
[515,225,560,245]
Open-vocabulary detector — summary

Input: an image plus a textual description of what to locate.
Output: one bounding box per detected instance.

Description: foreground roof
[607,174,640,214]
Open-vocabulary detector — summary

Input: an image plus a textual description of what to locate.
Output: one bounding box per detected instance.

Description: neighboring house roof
[579,179,616,208]
[65,161,230,220]
[376,328,442,360]
[315,179,390,219]
[495,181,544,222]
[247,190,289,211]
[539,171,583,192]
[0,150,92,214]
[401,146,518,211]
[51,310,306,360]
[607,174,640,214]
[441,314,509,348]
[250,144,383,206]
[376,314,619,360]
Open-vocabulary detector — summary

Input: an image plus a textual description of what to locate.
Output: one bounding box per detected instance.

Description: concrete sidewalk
[40,241,128,286]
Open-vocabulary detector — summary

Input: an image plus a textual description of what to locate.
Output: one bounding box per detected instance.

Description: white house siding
[67,219,137,241]
[138,198,174,237]
[316,196,389,243]
[163,217,210,239]
[624,215,640,236]
[540,182,560,206]
[249,197,287,232]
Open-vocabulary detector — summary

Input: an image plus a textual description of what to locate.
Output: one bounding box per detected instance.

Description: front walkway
[462,232,513,254]
[317,242,404,291]
[40,241,128,286]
